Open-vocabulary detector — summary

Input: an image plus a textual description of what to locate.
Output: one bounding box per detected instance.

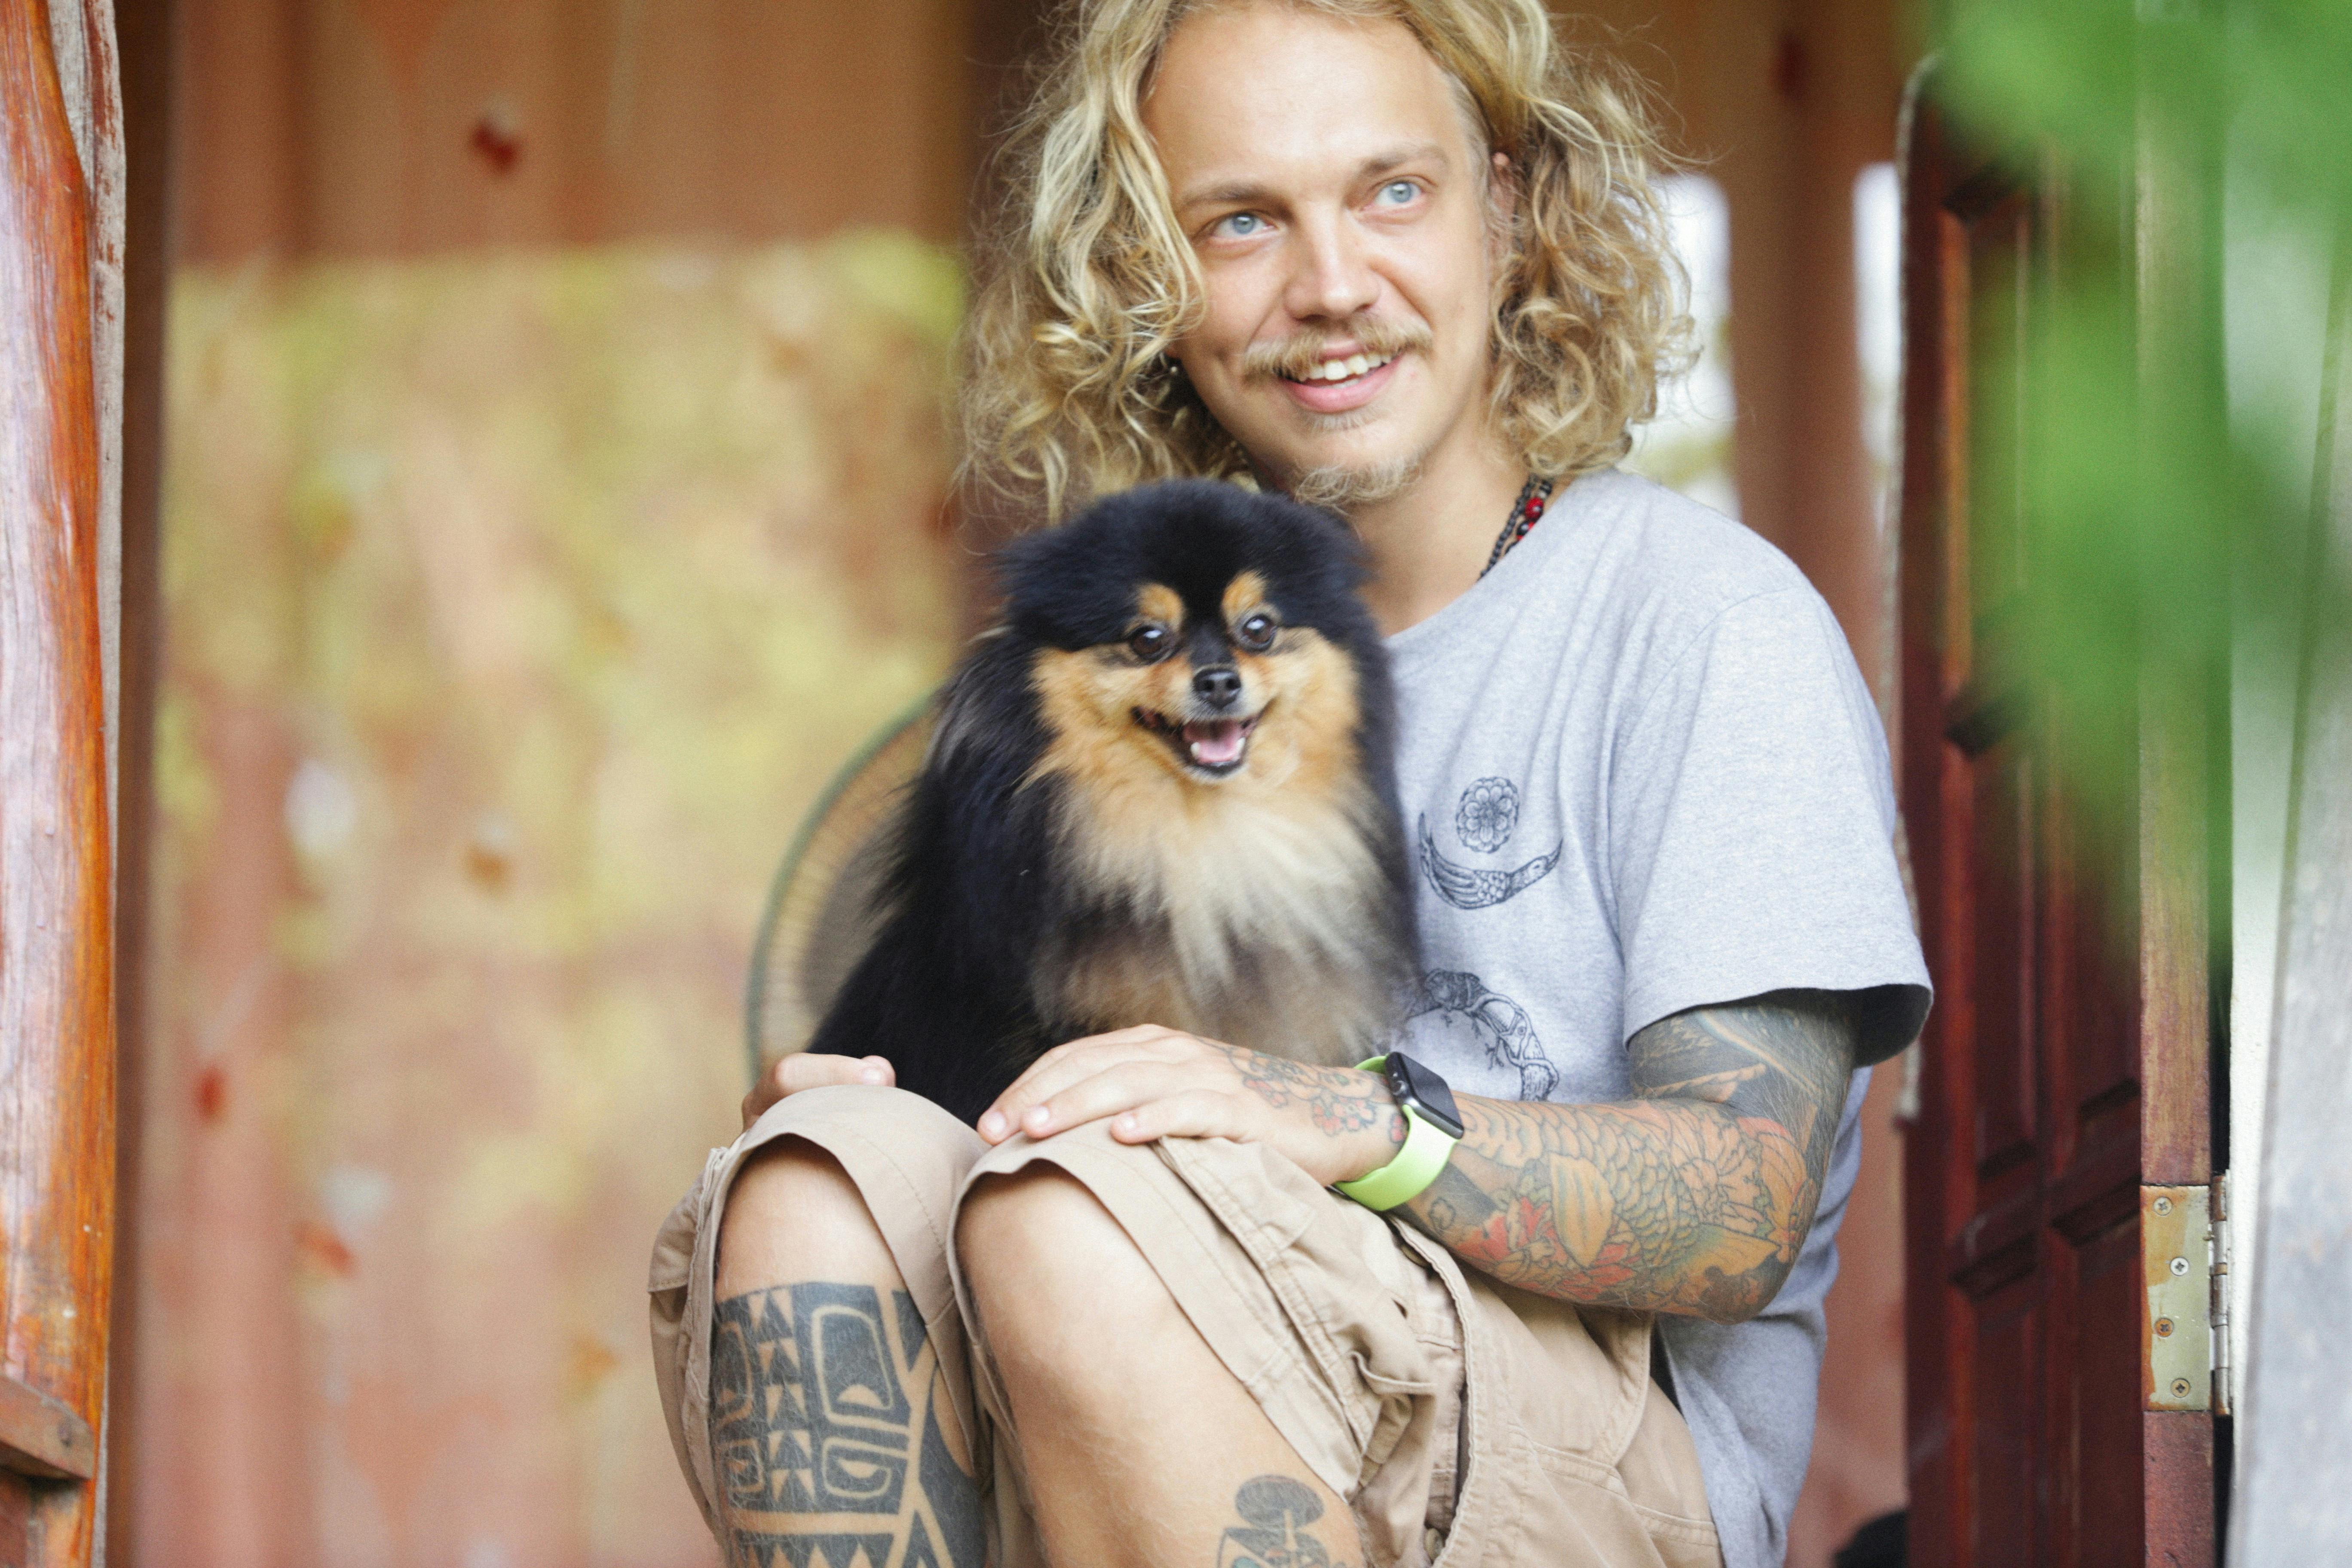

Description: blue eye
[1213,212,1263,238]
[1378,180,1419,205]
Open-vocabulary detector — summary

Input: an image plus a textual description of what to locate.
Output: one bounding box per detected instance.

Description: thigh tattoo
[710,1281,983,1568]
[1218,1475,1354,1568]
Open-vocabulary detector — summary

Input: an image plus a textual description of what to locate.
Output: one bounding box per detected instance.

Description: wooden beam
[104,0,167,1554]
[2132,6,2226,1560]
[0,1373,96,1482]
[0,0,121,1562]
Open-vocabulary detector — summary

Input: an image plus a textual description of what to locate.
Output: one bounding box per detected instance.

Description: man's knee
[955,1160,1180,1376]
[715,1136,896,1292]
[957,1164,1121,1295]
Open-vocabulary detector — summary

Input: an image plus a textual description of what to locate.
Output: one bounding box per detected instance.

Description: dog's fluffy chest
[1035,778,1401,1064]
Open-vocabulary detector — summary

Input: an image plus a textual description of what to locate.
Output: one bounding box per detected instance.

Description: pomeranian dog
[806,479,1415,1125]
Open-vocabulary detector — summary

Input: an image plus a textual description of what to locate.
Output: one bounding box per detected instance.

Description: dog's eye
[1235,612,1278,652]
[1127,624,1172,662]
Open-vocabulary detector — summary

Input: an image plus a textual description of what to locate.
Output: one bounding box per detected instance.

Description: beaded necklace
[1479,473,1555,579]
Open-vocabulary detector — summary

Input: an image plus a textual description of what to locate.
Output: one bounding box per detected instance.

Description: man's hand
[741,1052,894,1131]
[976,1026,1404,1189]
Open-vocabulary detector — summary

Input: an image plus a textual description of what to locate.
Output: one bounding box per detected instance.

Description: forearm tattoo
[710,1281,983,1568]
[1400,991,1858,1323]
[1218,1475,1354,1568]
[1234,1049,1405,1147]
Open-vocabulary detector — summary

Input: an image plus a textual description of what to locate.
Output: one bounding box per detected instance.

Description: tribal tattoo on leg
[1216,1476,1355,1568]
[1399,989,1859,1323]
[710,1281,983,1568]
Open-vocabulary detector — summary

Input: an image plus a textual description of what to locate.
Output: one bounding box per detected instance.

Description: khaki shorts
[649,1086,1721,1568]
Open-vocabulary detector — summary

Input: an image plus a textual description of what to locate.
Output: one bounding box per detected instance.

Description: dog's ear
[992,513,1083,594]
[989,531,1048,613]
[989,493,1145,651]
[1227,491,1372,637]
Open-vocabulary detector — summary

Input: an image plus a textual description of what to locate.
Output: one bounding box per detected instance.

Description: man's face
[1144,2,1504,503]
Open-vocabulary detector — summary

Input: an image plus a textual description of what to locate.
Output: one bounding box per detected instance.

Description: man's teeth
[1296,352,1395,383]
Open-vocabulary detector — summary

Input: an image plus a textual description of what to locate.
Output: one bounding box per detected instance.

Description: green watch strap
[1334,1056,1459,1212]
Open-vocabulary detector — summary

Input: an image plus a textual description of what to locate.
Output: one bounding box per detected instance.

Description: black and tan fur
[808,480,1416,1125]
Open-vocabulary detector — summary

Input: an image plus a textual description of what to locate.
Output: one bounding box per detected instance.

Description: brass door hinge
[2211,1170,2233,1417]
[2144,1180,2230,1414]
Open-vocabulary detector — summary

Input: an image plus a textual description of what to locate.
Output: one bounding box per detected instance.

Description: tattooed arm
[1395,990,1859,1323]
[972,996,1857,1323]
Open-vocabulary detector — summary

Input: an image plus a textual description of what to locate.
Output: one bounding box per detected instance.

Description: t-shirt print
[1400,968,1559,1099]
[1415,775,1563,910]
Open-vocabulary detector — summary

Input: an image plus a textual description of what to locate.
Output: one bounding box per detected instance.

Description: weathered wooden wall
[169,0,980,263]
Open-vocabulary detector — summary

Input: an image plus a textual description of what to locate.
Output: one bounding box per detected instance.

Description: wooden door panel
[1967,743,2036,1181]
[2069,1219,2144,1565]
[1961,194,2030,628]
[2038,787,2141,1161]
[1969,1268,2041,1565]
[1900,77,2213,1568]
[1949,176,2042,1218]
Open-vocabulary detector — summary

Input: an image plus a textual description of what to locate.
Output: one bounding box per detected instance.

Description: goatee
[1286,454,1422,513]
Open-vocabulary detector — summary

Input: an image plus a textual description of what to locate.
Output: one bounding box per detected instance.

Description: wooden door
[1896,86,2219,1568]
[1,1,120,1564]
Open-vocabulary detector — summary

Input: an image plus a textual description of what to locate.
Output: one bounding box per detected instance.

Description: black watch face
[1387,1052,1465,1139]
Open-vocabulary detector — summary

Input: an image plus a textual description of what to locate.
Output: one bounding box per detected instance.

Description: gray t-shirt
[1384,466,1930,1568]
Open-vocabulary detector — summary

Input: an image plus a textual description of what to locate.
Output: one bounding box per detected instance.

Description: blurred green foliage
[1935,0,2349,814]
[1946,0,2352,214]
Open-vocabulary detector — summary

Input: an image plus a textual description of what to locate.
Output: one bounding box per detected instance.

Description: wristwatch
[1334,1052,1465,1212]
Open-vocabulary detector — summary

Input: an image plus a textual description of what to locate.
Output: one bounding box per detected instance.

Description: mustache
[1241,317,1434,383]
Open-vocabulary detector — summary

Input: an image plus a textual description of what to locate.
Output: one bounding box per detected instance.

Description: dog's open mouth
[1133,707,1263,775]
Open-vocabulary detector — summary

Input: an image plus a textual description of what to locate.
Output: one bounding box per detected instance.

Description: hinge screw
[2170,1256,2190,1276]
[2171,1378,2192,1399]
[2154,1195,2174,1216]
[2155,1317,2174,1337]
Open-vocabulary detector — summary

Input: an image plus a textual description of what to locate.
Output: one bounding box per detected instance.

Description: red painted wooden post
[0,0,118,1563]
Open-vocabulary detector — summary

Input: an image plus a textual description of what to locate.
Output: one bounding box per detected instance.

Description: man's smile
[1277,351,1404,415]
[1287,350,1396,383]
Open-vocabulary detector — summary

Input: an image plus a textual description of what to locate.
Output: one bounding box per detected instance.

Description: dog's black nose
[1193,666,1242,708]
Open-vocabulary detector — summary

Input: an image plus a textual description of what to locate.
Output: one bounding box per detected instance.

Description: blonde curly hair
[961,0,1690,519]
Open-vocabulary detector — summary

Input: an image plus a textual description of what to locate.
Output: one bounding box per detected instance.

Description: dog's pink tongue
[1185,719,1247,767]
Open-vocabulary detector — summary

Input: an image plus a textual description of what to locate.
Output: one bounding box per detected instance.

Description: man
[651,3,1928,1566]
